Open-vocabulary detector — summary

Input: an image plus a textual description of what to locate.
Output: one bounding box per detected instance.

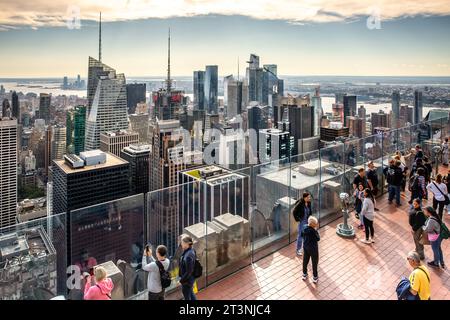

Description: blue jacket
[301,226,320,253]
[179,247,196,286]
[396,277,419,300]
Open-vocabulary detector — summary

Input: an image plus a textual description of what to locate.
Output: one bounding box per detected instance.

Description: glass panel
[69,194,144,300]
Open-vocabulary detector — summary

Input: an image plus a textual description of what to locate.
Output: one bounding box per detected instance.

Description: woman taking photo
[423,207,445,269]
[360,188,376,244]
[292,192,312,256]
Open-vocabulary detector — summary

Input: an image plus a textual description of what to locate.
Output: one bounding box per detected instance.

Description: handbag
[419,231,430,245]
[432,182,450,205]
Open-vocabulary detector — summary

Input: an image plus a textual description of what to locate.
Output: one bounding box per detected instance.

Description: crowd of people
[292,140,449,300]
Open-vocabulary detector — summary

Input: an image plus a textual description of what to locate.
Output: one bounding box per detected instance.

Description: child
[301,216,320,283]
[354,183,365,229]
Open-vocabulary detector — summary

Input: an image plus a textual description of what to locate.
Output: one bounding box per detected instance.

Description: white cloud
[0,0,449,30]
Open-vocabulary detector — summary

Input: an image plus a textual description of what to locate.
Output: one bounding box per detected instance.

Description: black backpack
[155,260,172,289]
[408,174,420,192]
[193,255,203,278]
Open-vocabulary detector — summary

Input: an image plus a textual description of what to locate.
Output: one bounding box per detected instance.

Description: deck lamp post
[432,145,442,178]
[336,192,355,238]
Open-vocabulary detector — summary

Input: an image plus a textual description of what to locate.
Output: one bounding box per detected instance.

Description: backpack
[292,199,302,222]
[386,167,395,184]
[155,260,172,289]
[193,254,203,278]
[408,175,420,192]
[396,277,419,300]
[431,217,450,240]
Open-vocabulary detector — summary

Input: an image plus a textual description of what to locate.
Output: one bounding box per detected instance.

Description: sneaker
[312,277,319,283]
[374,208,380,211]
[388,200,393,204]
[360,239,371,244]
[297,249,303,256]
[396,203,402,207]
[441,264,446,269]
[371,238,375,243]
[427,261,439,268]
[302,274,307,281]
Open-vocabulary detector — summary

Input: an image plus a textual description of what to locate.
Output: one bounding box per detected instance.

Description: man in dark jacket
[409,199,426,260]
[385,160,404,206]
[179,235,197,300]
[301,216,320,283]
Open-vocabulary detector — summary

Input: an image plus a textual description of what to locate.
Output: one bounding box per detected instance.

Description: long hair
[364,188,375,204]
[425,206,441,223]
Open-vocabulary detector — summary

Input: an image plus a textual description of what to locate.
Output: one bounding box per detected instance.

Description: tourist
[442,138,449,166]
[423,207,445,269]
[385,160,403,207]
[142,244,171,300]
[292,192,313,256]
[444,169,450,214]
[352,168,367,190]
[179,235,198,300]
[360,188,375,244]
[423,156,433,184]
[353,183,365,229]
[408,167,426,205]
[427,173,448,220]
[366,161,380,211]
[408,199,426,260]
[406,251,431,300]
[414,145,424,162]
[84,266,114,300]
[301,216,320,283]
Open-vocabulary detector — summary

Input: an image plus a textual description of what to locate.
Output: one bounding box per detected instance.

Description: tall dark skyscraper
[193,71,205,111]
[227,78,244,119]
[120,144,150,194]
[204,65,218,114]
[11,91,19,122]
[66,105,86,155]
[343,95,357,126]
[247,105,268,160]
[392,91,400,128]
[126,83,146,114]
[246,54,263,104]
[414,90,423,124]
[39,93,51,125]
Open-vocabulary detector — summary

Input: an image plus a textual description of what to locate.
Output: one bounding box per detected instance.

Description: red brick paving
[198,169,450,300]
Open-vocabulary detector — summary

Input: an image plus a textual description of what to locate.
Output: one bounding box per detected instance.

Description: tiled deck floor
[198,168,450,300]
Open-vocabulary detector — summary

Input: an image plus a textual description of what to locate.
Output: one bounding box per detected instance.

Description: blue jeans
[182,284,197,301]
[388,185,401,205]
[431,236,444,265]
[296,221,306,251]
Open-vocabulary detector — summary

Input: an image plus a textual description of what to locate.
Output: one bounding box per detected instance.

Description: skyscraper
[223,74,233,108]
[246,54,263,104]
[358,105,366,120]
[247,105,268,160]
[100,130,139,157]
[414,90,423,124]
[311,86,323,136]
[44,126,52,177]
[52,150,130,214]
[0,117,18,228]
[85,57,128,150]
[204,65,218,114]
[392,91,400,128]
[193,71,205,111]
[2,99,10,118]
[227,78,244,119]
[39,93,51,125]
[343,95,357,126]
[126,83,146,114]
[371,110,391,134]
[11,91,19,122]
[149,119,187,253]
[346,116,366,138]
[51,125,67,161]
[66,105,86,155]
[120,144,150,195]
[259,128,294,163]
[128,113,149,143]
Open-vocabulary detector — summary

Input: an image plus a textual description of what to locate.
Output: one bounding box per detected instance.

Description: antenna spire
[237,56,240,81]
[166,27,172,92]
[99,12,102,62]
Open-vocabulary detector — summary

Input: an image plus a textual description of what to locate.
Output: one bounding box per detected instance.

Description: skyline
[0,3,450,77]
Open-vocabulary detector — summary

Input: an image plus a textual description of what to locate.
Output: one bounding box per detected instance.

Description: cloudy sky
[0,0,450,77]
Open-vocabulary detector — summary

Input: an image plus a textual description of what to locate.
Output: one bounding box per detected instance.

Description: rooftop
[54,151,128,174]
